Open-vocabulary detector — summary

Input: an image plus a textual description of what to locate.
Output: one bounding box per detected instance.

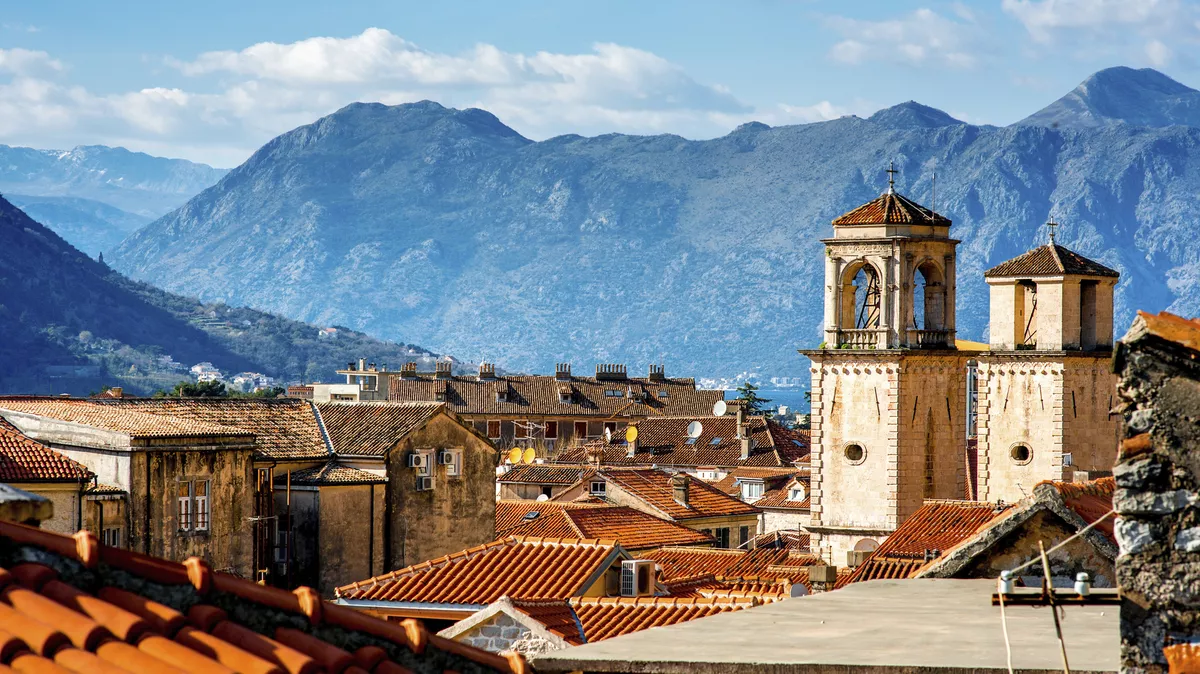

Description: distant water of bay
[710,388,810,415]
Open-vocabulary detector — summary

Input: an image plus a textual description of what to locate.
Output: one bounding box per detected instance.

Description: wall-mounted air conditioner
[620,559,656,597]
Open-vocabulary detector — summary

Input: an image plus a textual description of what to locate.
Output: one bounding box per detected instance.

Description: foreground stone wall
[1113,316,1200,673]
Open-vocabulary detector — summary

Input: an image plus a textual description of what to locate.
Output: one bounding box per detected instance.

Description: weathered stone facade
[449,609,568,655]
[1112,312,1200,673]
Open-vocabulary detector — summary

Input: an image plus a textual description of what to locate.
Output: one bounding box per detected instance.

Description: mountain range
[0,195,439,395]
[104,67,1200,379]
[0,144,227,258]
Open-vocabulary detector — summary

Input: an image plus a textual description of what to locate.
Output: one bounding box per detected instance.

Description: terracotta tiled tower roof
[831,191,951,227]
[984,243,1119,278]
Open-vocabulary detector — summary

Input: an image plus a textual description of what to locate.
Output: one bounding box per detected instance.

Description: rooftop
[831,191,952,227]
[0,517,523,674]
[0,398,252,441]
[530,579,1117,674]
[1122,310,1200,355]
[555,417,808,469]
[314,401,446,456]
[498,464,593,485]
[495,500,608,534]
[984,243,1119,278]
[499,504,715,549]
[587,469,760,521]
[336,537,622,605]
[0,417,93,483]
[275,460,388,486]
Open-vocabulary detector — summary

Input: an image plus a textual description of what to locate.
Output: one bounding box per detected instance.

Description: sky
[2,0,1199,167]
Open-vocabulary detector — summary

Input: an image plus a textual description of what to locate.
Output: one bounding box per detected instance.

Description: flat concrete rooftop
[532,579,1118,674]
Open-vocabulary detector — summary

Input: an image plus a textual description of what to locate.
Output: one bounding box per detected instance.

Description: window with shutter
[178,482,192,532]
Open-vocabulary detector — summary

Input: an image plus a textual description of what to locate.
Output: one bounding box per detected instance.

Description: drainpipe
[368,483,375,578]
[144,453,152,555]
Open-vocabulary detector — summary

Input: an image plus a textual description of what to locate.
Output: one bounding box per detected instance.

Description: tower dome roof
[984,243,1119,278]
[832,191,951,227]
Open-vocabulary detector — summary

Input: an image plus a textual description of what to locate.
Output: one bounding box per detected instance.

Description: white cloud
[1145,39,1172,66]
[825,9,980,69]
[1002,0,1175,41]
[0,29,855,166]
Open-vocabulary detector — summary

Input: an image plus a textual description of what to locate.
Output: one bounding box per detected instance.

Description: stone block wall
[1113,324,1200,673]
[455,612,563,655]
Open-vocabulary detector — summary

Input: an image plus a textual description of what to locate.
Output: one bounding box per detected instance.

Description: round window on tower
[1009,443,1032,465]
[843,443,866,465]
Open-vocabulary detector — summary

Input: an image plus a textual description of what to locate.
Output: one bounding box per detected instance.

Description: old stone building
[801,170,1122,567]
[342,360,722,453]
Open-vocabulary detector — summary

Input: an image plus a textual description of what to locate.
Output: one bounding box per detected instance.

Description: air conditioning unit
[620,560,656,597]
[408,452,428,469]
[438,450,454,465]
[416,476,434,491]
[846,550,872,568]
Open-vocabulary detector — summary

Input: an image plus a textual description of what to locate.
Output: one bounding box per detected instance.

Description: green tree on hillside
[157,380,228,397]
[734,382,772,416]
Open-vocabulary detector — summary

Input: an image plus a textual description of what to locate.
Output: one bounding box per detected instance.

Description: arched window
[839,260,882,345]
[854,538,880,553]
[912,260,946,332]
[854,266,881,329]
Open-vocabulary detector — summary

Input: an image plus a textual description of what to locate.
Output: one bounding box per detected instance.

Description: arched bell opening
[838,260,883,348]
[910,259,948,347]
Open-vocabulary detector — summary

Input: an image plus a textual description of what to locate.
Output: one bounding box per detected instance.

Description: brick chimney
[435,361,452,379]
[596,364,627,381]
[671,474,690,507]
[400,362,418,379]
[648,364,665,382]
[555,363,572,381]
[479,362,496,380]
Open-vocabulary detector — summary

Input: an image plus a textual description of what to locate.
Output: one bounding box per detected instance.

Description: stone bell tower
[803,165,974,567]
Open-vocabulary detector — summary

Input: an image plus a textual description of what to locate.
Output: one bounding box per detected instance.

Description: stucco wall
[386,413,498,569]
[317,484,385,595]
[85,495,127,548]
[13,483,82,534]
[128,448,256,578]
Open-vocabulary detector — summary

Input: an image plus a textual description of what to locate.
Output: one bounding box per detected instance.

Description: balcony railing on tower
[836,329,887,349]
[907,328,951,348]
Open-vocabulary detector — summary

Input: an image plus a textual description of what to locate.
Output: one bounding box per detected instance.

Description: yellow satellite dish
[522,447,537,464]
[625,426,639,443]
[507,447,523,464]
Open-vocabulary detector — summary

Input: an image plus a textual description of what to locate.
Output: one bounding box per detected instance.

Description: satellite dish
[604,427,613,443]
[687,421,704,439]
[522,447,537,464]
[536,494,549,502]
[625,426,639,443]
[507,447,523,464]
[713,400,728,417]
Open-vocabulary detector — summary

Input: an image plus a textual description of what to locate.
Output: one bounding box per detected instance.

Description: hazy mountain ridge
[111,69,1200,378]
[0,196,440,395]
[1021,66,1200,129]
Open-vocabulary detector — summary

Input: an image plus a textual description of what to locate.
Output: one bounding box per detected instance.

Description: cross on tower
[886,161,897,194]
[1046,219,1059,244]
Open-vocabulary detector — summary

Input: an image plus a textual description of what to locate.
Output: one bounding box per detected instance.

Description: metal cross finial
[886,161,897,194]
[1046,219,1059,244]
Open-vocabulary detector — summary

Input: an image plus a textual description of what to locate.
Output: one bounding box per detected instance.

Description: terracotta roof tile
[508,599,585,645]
[845,500,1011,585]
[501,506,714,550]
[831,191,951,227]
[568,596,753,643]
[0,399,252,441]
[1041,477,1116,543]
[498,464,593,485]
[0,519,522,674]
[275,461,387,486]
[0,418,92,483]
[555,417,805,469]
[389,374,722,418]
[1127,311,1200,355]
[495,500,609,535]
[741,530,811,552]
[314,402,445,456]
[984,243,1119,278]
[753,475,811,510]
[336,537,620,605]
[643,547,814,583]
[589,468,758,521]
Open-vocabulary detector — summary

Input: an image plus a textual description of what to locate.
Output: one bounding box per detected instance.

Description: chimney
[435,361,452,379]
[648,364,665,382]
[479,362,496,380]
[740,434,752,461]
[368,362,376,371]
[109,387,123,398]
[671,474,690,507]
[555,363,572,381]
[358,358,366,371]
[347,361,356,371]
[400,362,418,379]
[626,434,638,458]
[807,565,838,593]
[596,364,627,381]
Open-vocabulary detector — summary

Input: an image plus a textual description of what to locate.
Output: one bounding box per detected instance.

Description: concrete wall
[128,448,256,578]
[1112,328,1200,672]
[385,413,497,569]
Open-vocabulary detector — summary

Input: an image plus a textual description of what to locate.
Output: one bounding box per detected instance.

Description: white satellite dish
[687,421,704,438]
[604,428,613,443]
[536,494,550,502]
[713,400,728,417]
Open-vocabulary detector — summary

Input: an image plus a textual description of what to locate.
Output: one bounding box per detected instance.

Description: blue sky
[2,0,1198,166]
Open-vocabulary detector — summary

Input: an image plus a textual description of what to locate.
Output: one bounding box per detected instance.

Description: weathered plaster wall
[761,509,809,535]
[12,483,81,534]
[1113,332,1200,672]
[317,484,385,595]
[386,413,497,569]
[128,448,256,578]
[84,495,127,547]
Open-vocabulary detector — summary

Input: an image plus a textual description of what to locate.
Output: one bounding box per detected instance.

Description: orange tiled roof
[314,402,446,456]
[555,417,806,469]
[276,460,388,486]
[501,506,715,550]
[0,417,93,482]
[495,500,609,535]
[336,537,621,605]
[753,475,811,510]
[499,464,594,485]
[1129,310,1200,355]
[1040,477,1116,543]
[831,191,951,227]
[594,468,759,521]
[0,519,524,674]
[845,500,1011,585]
[643,547,816,583]
[984,243,1119,278]
[741,530,811,552]
[389,374,721,418]
[509,596,753,646]
[0,398,252,440]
